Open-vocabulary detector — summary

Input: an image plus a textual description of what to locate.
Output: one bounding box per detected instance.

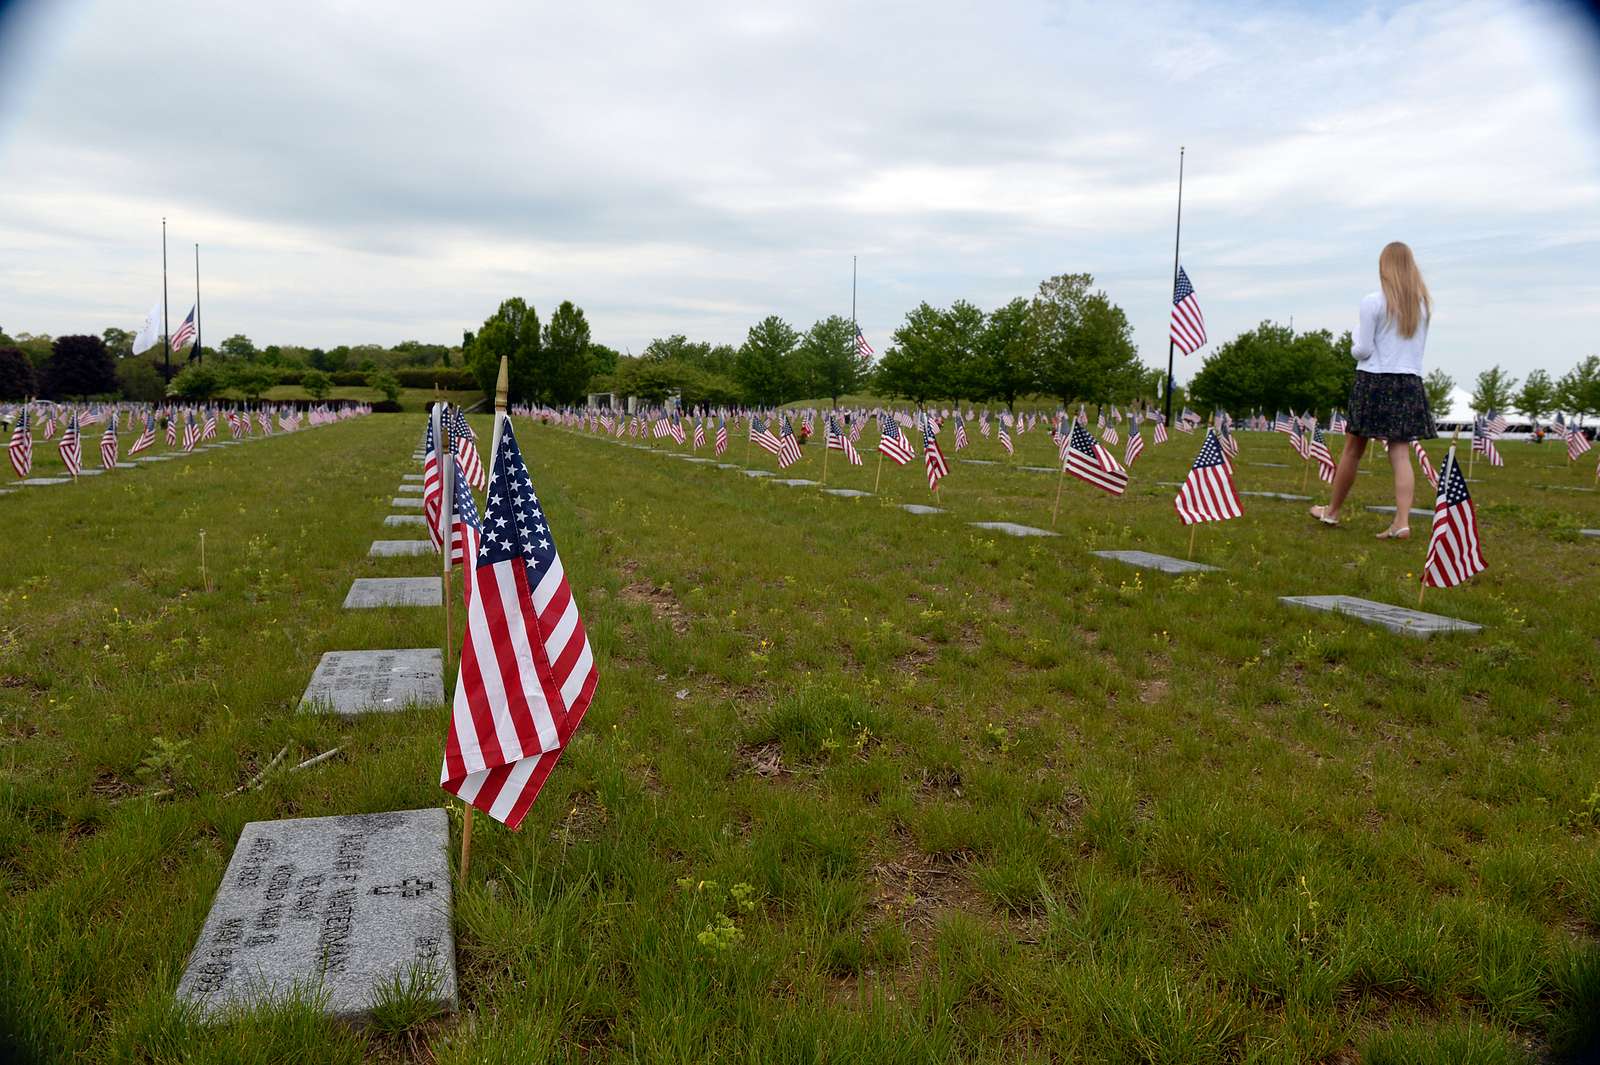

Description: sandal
[1375,526,1410,541]
[1309,504,1339,526]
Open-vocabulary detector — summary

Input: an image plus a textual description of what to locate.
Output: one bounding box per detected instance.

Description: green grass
[2,417,1598,1063]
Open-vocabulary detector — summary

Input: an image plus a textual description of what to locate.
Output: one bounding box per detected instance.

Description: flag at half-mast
[1170,266,1207,354]
[171,306,198,352]
[855,327,874,357]
[440,418,597,829]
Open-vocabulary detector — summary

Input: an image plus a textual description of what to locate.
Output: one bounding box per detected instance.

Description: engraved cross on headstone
[370,877,436,899]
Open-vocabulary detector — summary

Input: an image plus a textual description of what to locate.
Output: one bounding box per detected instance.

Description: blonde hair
[1378,242,1431,339]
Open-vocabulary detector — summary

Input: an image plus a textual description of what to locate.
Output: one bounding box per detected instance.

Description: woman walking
[1310,242,1436,538]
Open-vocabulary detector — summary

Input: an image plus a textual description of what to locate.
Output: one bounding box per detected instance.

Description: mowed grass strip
[2,415,1597,1063]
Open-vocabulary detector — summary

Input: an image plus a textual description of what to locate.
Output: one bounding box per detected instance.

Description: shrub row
[395,367,477,390]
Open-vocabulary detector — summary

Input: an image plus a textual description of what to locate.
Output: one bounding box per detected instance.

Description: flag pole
[1188,524,1197,560]
[194,243,203,365]
[436,401,453,678]
[162,218,171,382]
[1051,462,1067,527]
[1163,147,1184,430]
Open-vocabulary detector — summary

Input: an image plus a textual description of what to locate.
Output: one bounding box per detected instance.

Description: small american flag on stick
[441,418,598,829]
[1174,429,1242,525]
[1422,448,1485,590]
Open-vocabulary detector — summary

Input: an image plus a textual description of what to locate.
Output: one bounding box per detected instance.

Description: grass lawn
[2,415,1598,1063]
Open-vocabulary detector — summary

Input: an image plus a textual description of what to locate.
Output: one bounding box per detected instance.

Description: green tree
[301,369,332,401]
[735,316,800,407]
[0,346,36,400]
[589,343,622,376]
[874,302,948,407]
[938,301,989,402]
[1029,274,1142,407]
[977,297,1036,413]
[116,359,165,402]
[225,363,278,402]
[1557,356,1600,423]
[1187,322,1353,418]
[367,370,402,404]
[466,298,541,403]
[643,335,712,365]
[219,334,257,360]
[798,315,864,406]
[170,363,222,400]
[540,300,596,405]
[41,335,118,399]
[1423,369,1455,415]
[1469,365,1516,415]
[102,326,134,360]
[1514,369,1556,425]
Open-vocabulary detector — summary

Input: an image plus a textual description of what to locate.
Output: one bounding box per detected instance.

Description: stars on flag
[1174,429,1242,525]
[1422,450,1486,590]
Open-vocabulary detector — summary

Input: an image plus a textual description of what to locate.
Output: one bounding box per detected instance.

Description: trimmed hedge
[395,367,477,390]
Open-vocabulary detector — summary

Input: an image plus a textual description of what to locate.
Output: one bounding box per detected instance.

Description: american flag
[1175,408,1197,434]
[997,415,1013,455]
[1472,418,1503,467]
[953,413,968,451]
[440,418,597,829]
[99,412,119,469]
[692,420,706,450]
[878,413,915,465]
[41,413,55,440]
[715,417,728,455]
[1102,424,1119,446]
[203,408,217,440]
[1123,421,1145,467]
[1413,440,1438,490]
[130,413,156,455]
[1274,411,1295,436]
[1568,426,1592,461]
[979,413,991,438]
[1308,426,1336,482]
[1153,416,1168,445]
[1170,267,1207,354]
[422,415,446,552]
[1330,410,1347,434]
[921,413,948,490]
[447,451,479,572]
[166,411,177,446]
[8,407,31,478]
[856,327,874,357]
[669,416,686,446]
[59,410,82,476]
[1063,422,1128,495]
[1484,410,1508,435]
[450,407,487,490]
[827,413,862,465]
[183,410,200,451]
[1422,450,1486,589]
[1174,429,1242,525]
[171,306,197,351]
[776,414,803,468]
[750,416,782,455]
[1216,419,1239,459]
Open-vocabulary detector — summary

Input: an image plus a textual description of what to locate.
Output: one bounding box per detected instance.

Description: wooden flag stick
[821,431,830,485]
[1188,524,1197,560]
[1417,582,1426,609]
[873,451,884,494]
[1050,464,1067,527]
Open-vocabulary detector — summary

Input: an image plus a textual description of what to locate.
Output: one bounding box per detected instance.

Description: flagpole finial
[495,355,509,415]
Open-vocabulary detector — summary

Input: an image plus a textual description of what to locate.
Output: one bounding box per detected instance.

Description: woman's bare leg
[1325,434,1367,518]
[1388,440,1415,527]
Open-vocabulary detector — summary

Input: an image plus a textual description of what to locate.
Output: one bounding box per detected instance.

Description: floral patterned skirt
[1346,371,1436,442]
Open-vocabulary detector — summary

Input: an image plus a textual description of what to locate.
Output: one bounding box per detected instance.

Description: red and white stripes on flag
[422,411,446,552]
[99,414,119,469]
[58,411,82,476]
[1174,429,1242,525]
[921,414,948,491]
[8,408,32,478]
[1413,440,1437,491]
[1569,427,1593,461]
[826,414,862,465]
[1422,449,1486,590]
[441,417,597,830]
[1170,266,1207,355]
[1062,422,1128,496]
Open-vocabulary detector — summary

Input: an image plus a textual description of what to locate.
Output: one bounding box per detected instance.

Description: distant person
[1309,241,1436,539]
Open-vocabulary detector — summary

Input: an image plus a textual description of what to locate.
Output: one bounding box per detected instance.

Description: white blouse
[1352,291,1427,376]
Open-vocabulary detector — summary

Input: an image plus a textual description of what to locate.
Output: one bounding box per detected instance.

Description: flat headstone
[776,478,817,486]
[401,474,424,482]
[369,540,434,557]
[715,463,739,469]
[1366,505,1433,518]
[1092,549,1218,574]
[1155,481,1184,488]
[75,468,105,476]
[177,808,456,1020]
[1019,465,1056,473]
[1581,529,1599,538]
[396,484,425,494]
[1537,484,1597,493]
[822,488,872,497]
[390,497,424,508]
[299,649,444,714]
[20,477,69,486]
[684,457,717,464]
[742,469,774,478]
[1240,491,1312,501]
[1249,462,1291,468]
[343,577,441,608]
[1280,595,1481,637]
[138,455,175,462]
[969,521,1059,538]
[383,515,426,527]
[901,504,945,515]
[958,459,998,466]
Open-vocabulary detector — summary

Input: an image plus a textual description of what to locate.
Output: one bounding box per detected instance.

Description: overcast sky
[1,0,1597,385]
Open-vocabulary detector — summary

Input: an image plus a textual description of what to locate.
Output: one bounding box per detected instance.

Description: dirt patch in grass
[617,574,689,634]
[736,740,786,779]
